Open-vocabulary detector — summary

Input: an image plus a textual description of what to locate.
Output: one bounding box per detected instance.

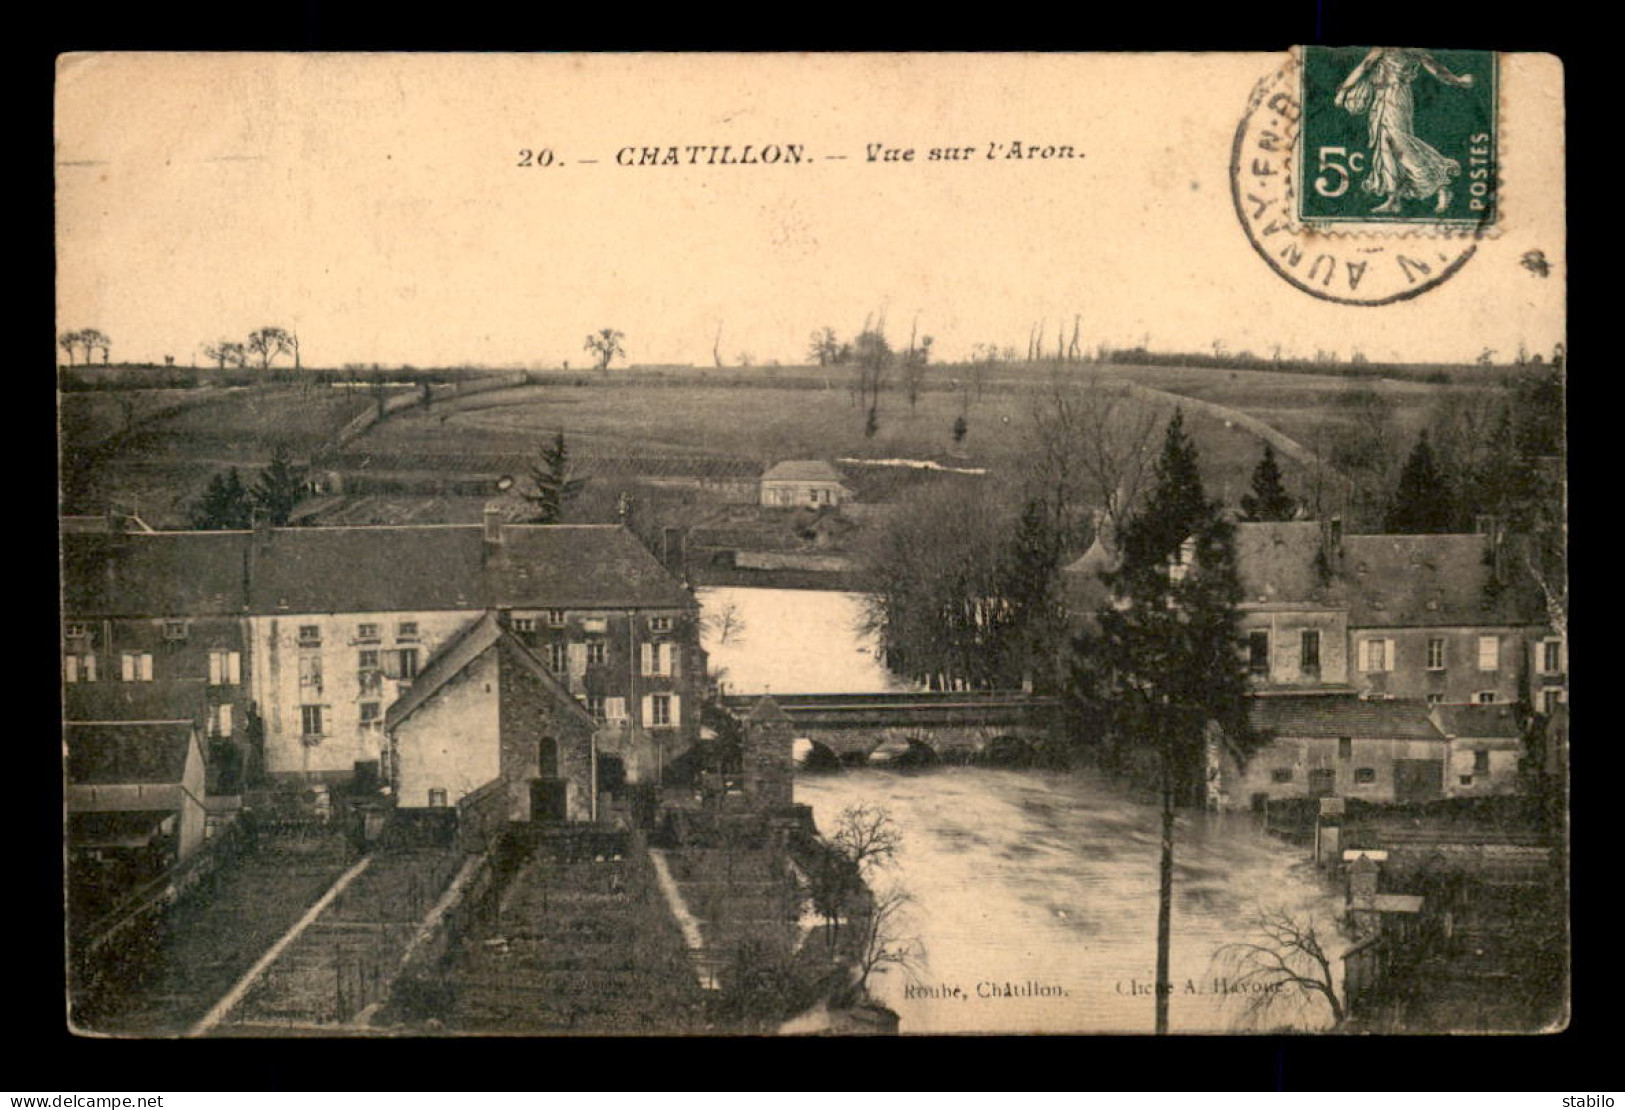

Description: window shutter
[382,650,402,680]
[85,655,96,682]
[1383,640,1395,673]
[209,652,222,685]
[121,653,134,682]
[65,656,79,683]
[667,644,679,679]
[641,643,654,675]
[229,651,241,685]
[568,642,588,677]
[139,654,153,681]
[669,694,681,726]
[641,694,653,727]
[605,696,626,722]
[218,704,233,738]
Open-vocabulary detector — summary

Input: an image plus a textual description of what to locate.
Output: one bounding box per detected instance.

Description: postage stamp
[1230,50,1491,306]
[1298,47,1498,227]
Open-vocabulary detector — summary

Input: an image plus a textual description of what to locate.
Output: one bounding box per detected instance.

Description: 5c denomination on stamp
[1231,50,1495,306]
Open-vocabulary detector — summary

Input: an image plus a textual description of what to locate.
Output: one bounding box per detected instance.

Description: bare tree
[584,327,626,372]
[713,321,724,370]
[59,330,82,366]
[78,328,111,365]
[246,326,296,369]
[830,803,902,873]
[1211,907,1346,1029]
[854,882,925,991]
[807,327,841,368]
[1025,371,1160,554]
[703,599,748,646]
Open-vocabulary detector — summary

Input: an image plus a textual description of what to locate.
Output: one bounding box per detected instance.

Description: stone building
[759,460,849,509]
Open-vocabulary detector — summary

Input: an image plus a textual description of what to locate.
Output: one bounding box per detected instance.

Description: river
[698,587,1346,1034]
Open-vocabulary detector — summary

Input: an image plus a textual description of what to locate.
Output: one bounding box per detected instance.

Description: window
[162,620,189,642]
[1473,750,1491,774]
[64,622,90,642]
[650,694,672,727]
[1477,691,1497,705]
[299,654,324,693]
[300,705,325,737]
[1338,737,1353,760]
[120,651,153,682]
[642,642,675,676]
[397,649,419,681]
[1426,692,1444,706]
[1541,639,1563,674]
[1427,637,1446,671]
[587,640,607,666]
[1359,639,1392,673]
[358,648,380,670]
[587,695,606,720]
[1459,775,1474,787]
[427,788,448,808]
[1477,635,1499,671]
[1542,688,1565,714]
[1247,631,1270,676]
[1271,768,1294,783]
[356,622,380,643]
[65,654,97,683]
[213,703,233,739]
[547,610,567,628]
[649,616,673,634]
[1300,630,1321,673]
[581,617,608,635]
[513,616,536,633]
[396,621,419,642]
[604,696,627,722]
[359,702,381,726]
[208,649,242,686]
[297,625,322,647]
[1354,767,1376,785]
[548,643,568,673]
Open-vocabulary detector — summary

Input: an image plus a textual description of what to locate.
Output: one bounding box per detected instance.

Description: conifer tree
[1239,442,1297,522]
[523,431,587,524]
[251,446,307,527]
[1066,409,1258,1034]
[1384,431,1453,533]
[190,468,255,530]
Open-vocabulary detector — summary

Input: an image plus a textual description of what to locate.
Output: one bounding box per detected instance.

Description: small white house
[760,461,849,508]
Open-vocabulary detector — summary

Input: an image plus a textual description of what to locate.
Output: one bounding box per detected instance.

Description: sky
[55,53,1565,370]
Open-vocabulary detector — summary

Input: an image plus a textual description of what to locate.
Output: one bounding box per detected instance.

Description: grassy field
[59,358,1478,527]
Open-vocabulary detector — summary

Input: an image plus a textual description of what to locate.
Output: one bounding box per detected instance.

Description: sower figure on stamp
[1334,47,1475,214]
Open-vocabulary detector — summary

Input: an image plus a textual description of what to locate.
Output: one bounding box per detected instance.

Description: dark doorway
[531,778,569,823]
[1394,759,1444,804]
[597,752,627,797]
[538,736,558,778]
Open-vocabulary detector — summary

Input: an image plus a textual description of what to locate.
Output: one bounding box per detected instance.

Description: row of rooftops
[1067,520,1548,628]
[61,522,697,619]
[1249,695,1524,742]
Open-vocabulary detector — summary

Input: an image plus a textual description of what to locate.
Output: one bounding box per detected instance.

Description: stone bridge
[719,691,1060,768]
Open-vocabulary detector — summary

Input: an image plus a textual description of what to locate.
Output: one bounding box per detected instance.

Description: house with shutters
[1338,531,1550,709]
[60,523,257,791]
[61,512,704,789]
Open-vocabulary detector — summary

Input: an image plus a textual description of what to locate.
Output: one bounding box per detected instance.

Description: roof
[386,611,596,732]
[1340,533,1540,628]
[762,460,843,484]
[1249,695,1444,741]
[62,524,694,618]
[69,810,173,849]
[63,682,208,727]
[66,721,198,786]
[1233,522,1340,606]
[1430,703,1524,740]
[745,696,791,726]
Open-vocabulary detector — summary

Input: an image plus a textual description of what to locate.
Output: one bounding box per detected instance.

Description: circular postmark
[1231,56,1484,305]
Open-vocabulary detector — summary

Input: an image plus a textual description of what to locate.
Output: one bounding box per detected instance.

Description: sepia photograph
[55,50,1567,1038]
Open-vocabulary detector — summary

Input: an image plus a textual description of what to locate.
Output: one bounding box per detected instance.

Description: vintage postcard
[56,51,1566,1037]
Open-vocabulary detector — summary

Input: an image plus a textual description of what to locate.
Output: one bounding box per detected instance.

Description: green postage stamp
[1298,47,1497,226]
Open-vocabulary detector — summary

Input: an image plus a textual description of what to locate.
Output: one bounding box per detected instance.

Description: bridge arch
[792,736,843,772]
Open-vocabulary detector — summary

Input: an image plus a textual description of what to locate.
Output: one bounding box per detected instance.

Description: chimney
[1320,515,1343,575]
[661,526,687,582]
